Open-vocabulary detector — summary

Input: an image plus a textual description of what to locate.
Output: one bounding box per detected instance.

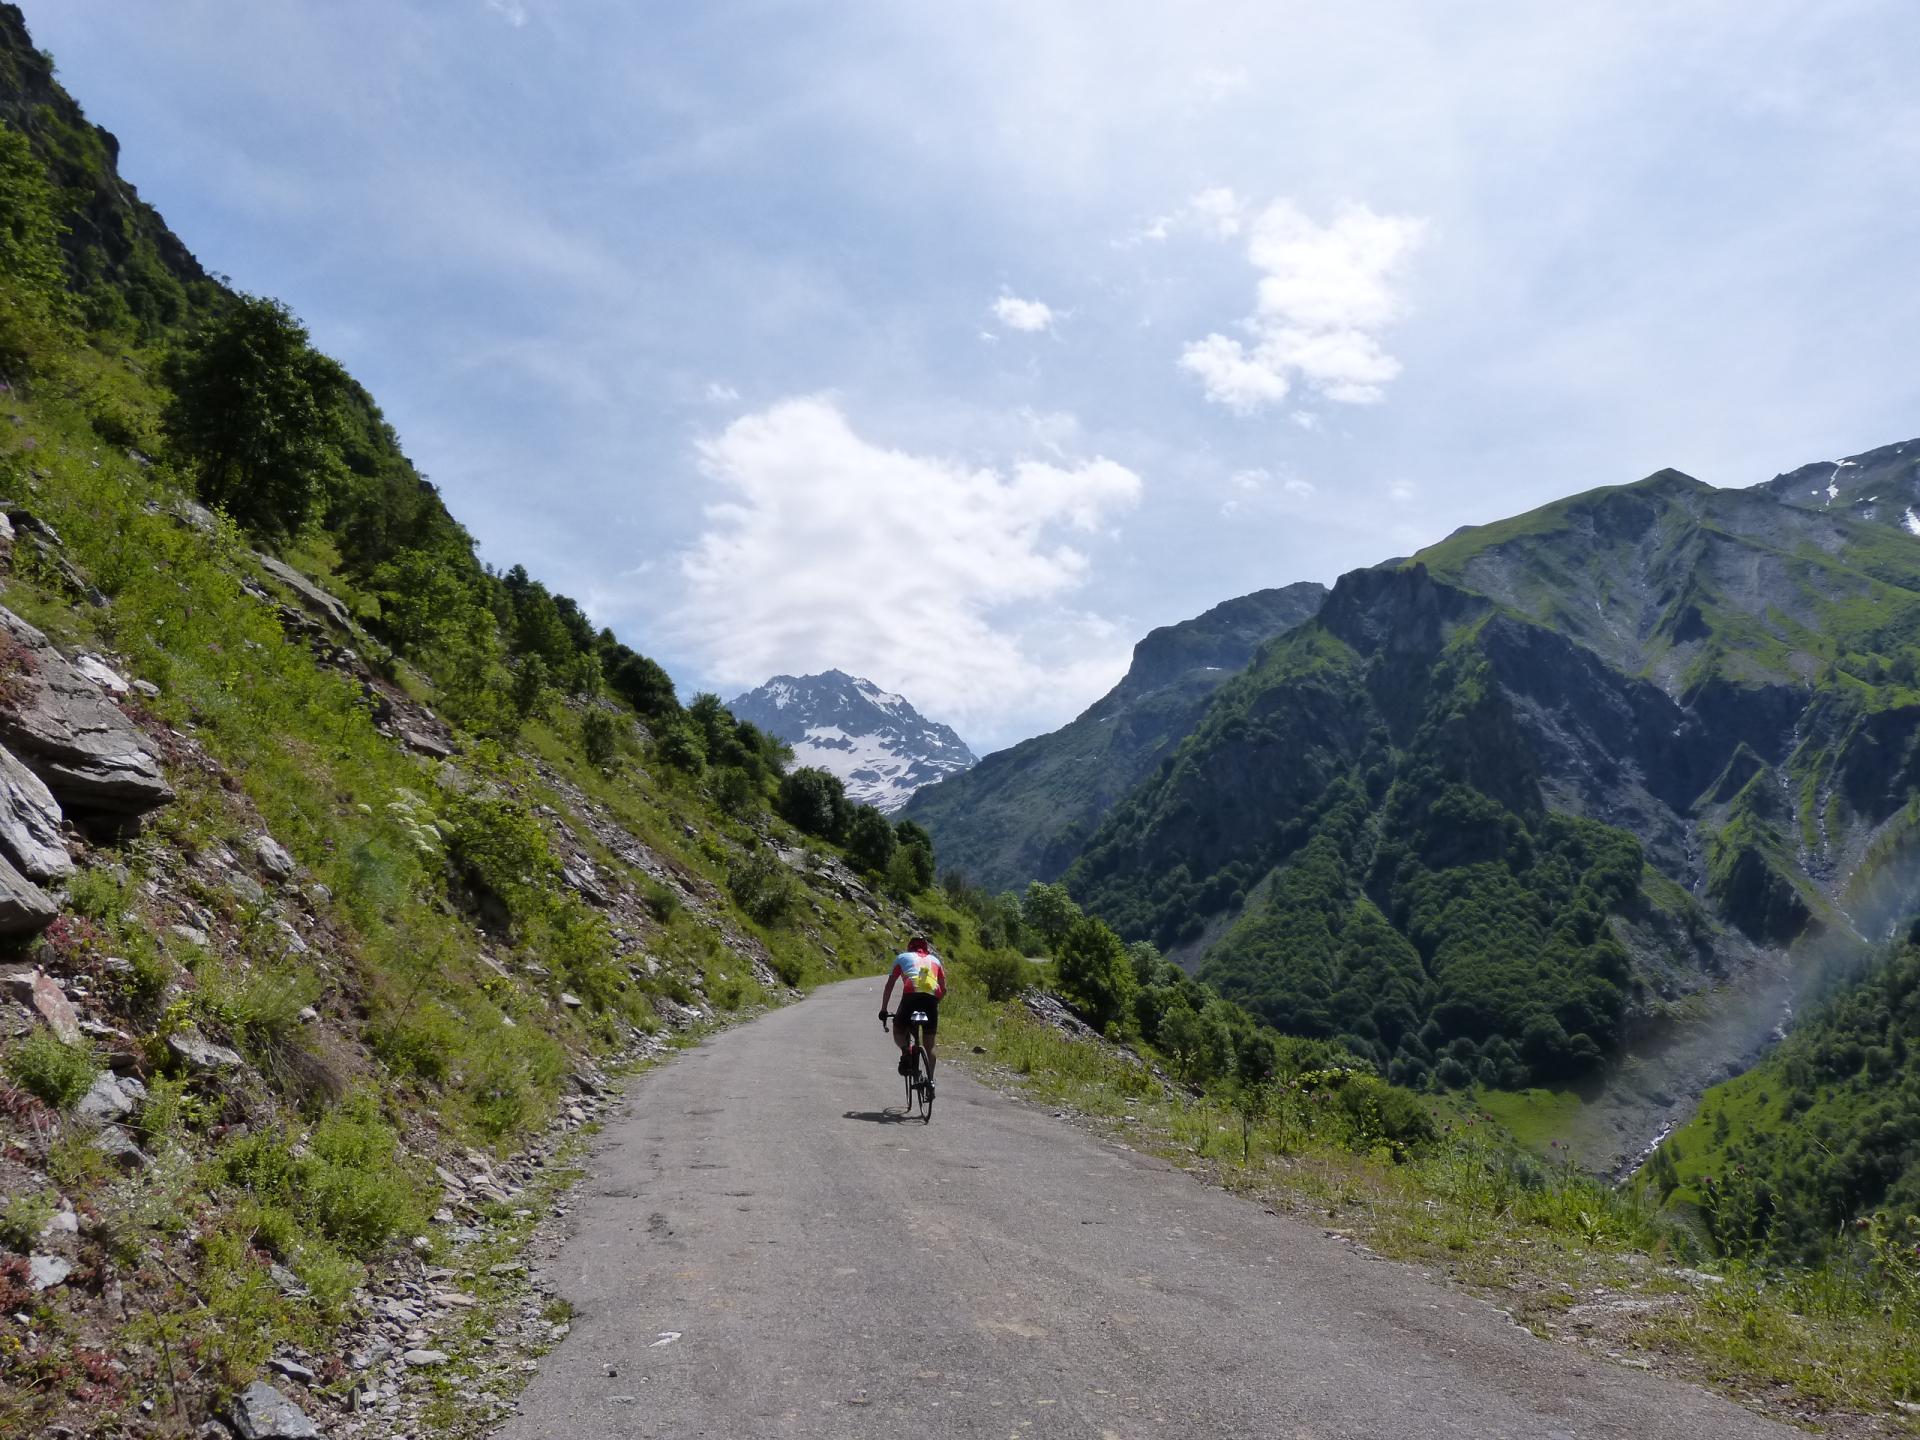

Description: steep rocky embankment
[0,11,983,1436]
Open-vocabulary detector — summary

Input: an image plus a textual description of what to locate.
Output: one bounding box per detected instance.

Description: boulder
[0,745,70,880]
[253,554,352,632]
[28,969,79,1040]
[71,654,129,695]
[76,1070,146,1123]
[167,1028,244,1073]
[398,722,454,758]
[0,854,57,936]
[266,1356,317,1386]
[0,606,173,821]
[27,1255,71,1292]
[253,834,296,881]
[227,1381,320,1440]
[93,1125,151,1170]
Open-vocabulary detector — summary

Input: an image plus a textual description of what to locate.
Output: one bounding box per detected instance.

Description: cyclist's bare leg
[921,1034,936,1080]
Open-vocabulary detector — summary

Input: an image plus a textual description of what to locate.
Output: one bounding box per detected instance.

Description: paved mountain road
[495,979,1789,1439]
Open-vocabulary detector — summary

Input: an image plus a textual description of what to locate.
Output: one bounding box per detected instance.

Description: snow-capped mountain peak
[728,671,976,813]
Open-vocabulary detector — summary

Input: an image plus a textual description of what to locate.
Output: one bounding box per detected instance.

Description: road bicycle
[880,1008,935,1123]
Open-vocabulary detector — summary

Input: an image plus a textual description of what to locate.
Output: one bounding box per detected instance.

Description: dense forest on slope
[904,582,1325,892]
[1067,470,1920,1106]
[1647,933,1920,1262]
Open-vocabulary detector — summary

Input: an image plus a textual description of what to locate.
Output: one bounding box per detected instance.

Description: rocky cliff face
[903,582,1327,893]
[1756,436,1920,535]
[728,671,976,812]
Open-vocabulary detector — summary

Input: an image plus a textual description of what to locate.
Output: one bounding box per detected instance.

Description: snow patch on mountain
[729,671,977,812]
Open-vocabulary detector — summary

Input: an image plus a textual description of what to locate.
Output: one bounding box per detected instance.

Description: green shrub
[366,1002,455,1082]
[0,1190,53,1251]
[728,850,795,927]
[65,865,128,922]
[640,879,679,923]
[581,708,622,769]
[220,1094,429,1257]
[5,1029,100,1109]
[966,949,1029,1002]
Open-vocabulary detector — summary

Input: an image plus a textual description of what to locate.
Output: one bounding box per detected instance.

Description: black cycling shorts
[892,995,940,1039]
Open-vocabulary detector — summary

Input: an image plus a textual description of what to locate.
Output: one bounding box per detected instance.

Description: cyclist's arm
[933,961,948,1000]
[879,962,900,1014]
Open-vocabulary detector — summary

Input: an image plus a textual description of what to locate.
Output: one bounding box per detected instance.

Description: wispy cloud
[484,0,529,27]
[991,293,1057,333]
[671,397,1139,730]
[1130,185,1246,244]
[1180,200,1427,412]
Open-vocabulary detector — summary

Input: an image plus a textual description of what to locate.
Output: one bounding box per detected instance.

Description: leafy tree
[581,709,621,769]
[1054,914,1134,1032]
[603,644,679,722]
[652,715,705,773]
[711,764,762,821]
[892,819,936,893]
[0,123,73,377]
[844,805,897,876]
[510,655,551,725]
[163,295,348,537]
[777,766,848,841]
[1022,881,1081,954]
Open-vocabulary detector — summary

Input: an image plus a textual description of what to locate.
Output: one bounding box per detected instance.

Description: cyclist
[879,935,947,1083]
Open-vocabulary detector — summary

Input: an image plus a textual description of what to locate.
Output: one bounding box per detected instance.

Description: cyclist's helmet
[907,935,930,953]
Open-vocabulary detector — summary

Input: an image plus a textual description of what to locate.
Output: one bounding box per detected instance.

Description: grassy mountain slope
[903,582,1325,893]
[1065,467,1920,1165]
[0,17,1019,1435]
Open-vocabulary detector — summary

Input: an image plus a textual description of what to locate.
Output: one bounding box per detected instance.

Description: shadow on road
[842,1109,914,1124]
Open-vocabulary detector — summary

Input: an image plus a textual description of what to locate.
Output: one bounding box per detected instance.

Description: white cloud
[484,0,528,26]
[1291,410,1320,430]
[991,293,1057,333]
[1283,475,1316,497]
[672,397,1140,730]
[1229,468,1268,491]
[1177,333,1292,413]
[1388,479,1416,501]
[1181,200,1427,411]
[705,381,741,403]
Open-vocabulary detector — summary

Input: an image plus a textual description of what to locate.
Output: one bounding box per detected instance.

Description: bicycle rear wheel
[919,1077,933,1124]
[903,1046,918,1115]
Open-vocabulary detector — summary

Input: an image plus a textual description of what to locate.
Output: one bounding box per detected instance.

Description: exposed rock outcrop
[0,741,70,879]
[0,604,173,824]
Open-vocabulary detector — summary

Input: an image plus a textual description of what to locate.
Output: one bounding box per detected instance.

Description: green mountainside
[0,14,1022,1433]
[1063,467,1920,1162]
[1647,931,1920,1262]
[903,582,1325,893]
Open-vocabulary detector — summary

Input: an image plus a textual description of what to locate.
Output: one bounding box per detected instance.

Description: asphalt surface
[495,978,1792,1440]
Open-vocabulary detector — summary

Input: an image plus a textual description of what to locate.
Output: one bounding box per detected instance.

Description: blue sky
[31,1,1920,750]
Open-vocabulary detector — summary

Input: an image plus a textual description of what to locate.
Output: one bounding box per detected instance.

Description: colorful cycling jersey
[890,951,946,998]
